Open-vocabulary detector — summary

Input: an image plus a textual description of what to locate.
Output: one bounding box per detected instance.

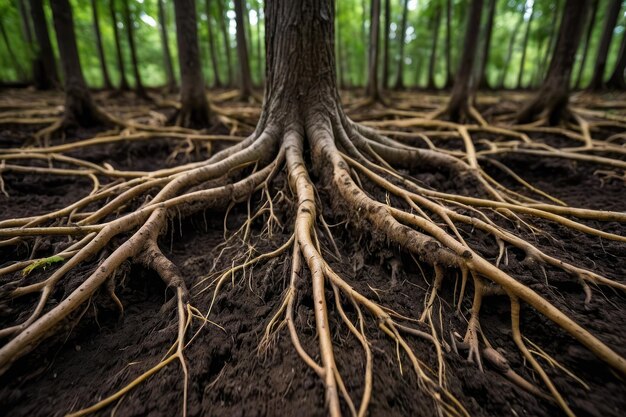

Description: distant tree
[518,0,590,123]
[393,0,409,90]
[575,0,599,88]
[28,0,59,89]
[216,0,233,86]
[234,0,253,99]
[445,0,483,121]
[588,0,622,90]
[366,0,382,99]
[158,0,177,92]
[50,0,109,127]
[91,0,113,89]
[477,0,496,89]
[606,32,626,90]
[426,4,442,90]
[382,0,391,89]
[109,0,130,91]
[121,0,147,98]
[498,11,524,89]
[173,0,211,127]
[517,1,535,89]
[444,0,453,88]
[204,0,223,88]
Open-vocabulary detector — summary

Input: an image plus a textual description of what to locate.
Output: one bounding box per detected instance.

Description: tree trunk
[393,0,409,90]
[477,0,496,89]
[575,0,598,88]
[50,0,104,127]
[426,4,442,90]
[365,0,382,99]
[28,0,59,89]
[445,0,483,121]
[606,32,626,90]
[518,0,590,124]
[517,2,535,89]
[498,13,524,89]
[158,0,176,91]
[91,0,113,89]
[122,0,147,97]
[336,2,345,89]
[444,0,453,88]
[254,1,263,84]
[109,0,130,91]
[382,0,390,90]
[16,0,35,82]
[216,0,233,87]
[234,0,253,99]
[172,0,211,127]
[588,0,622,90]
[205,0,223,88]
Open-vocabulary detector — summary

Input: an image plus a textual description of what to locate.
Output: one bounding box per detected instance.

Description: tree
[49,0,109,127]
[366,0,382,99]
[574,0,599,88]
[606,32,626,90]
[28,0,59,89]
[91,0,113,89]
[393,0,409,90]
[158,0,177,92]
[498,11,524,89]
[121,0,147,98]
[234,0,253,100]
[109,0,130,91]
[444,0,453,88]
[518,0,590,123]
[445,0,483,121]
[477,0,496,89]
[517,1,535,89]
[205,0,223,88]
[216,0,233,86]
[173,0,211,127]
[588,0,622,90]
[426,3,442,90]
[382,0,391,89]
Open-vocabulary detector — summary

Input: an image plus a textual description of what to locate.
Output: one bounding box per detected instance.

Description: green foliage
[22,255,65,276]
[0,0,623,89]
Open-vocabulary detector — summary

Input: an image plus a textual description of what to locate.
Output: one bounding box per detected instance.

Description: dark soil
[0,92,625,417]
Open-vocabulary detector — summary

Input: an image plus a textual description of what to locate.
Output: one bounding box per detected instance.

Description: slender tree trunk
[606,32,626,89]
[158,0,176,91]
[588,0,622,90]
[518,0,590,124]
[477,0,496,89]
[109,0,130,91]
[382,0,390,90]
[29,0,59,89]
[91,0,113,89]
[122,0,147,97]
[254,1,263,84]
[517,2,535,89]
[172,0,211,127]
[16,0,35,81]
[444,0,453,88]
[446,0,483,121]
[216,0,233,87]
[393,0,409,90]
[426,5,442,90]
[205,0,223,88]
[366,0,382,99]
[537,4,561,86]
[234,0,253,99]
[498,13,524,89]
[50,0,104,127]
[575,0,598,88]
[243,0,255,85]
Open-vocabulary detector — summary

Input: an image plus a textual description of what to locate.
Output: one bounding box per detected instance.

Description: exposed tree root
[0,91,625,417]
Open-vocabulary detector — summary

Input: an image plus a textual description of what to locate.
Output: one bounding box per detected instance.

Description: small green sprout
[21,255,65,277]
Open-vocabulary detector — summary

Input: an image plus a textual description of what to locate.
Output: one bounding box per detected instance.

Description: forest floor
[0,88,625,417]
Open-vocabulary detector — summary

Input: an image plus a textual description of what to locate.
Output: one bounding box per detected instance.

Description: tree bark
[444,0,453,88]
[204,0,223,88]
[518,0,590,124]
[234,0,253,99]
[606,32,626,90]
[122,0,147,97]
[588,0,622,90]
[158,0,176,91]
[16,0,35,82]
[498,12,524,89]
[172,0,211,128]
[426,4,442,90]
[216,0,233,86]
[575,0,598,88]
[393,0,409,90]
[477,0,496,89]
[254,1,263,84]
[517,1,535,89]
[109,0,130,91]
[445,0,483,121]
[91,0,113,89]
[382,0,391,90]
[28,0,59,89]
[365,0,382,99]
[50,0,104,127]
